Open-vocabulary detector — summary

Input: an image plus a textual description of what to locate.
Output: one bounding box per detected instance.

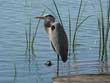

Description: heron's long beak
[35,16,45,19]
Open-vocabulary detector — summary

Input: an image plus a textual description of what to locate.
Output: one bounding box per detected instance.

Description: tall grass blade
[99,0,105,58]
[79,1,88,21]
[31,9,46,45]
[98,16,102,59]
[31,9,46,56]
[72,0,92,56]
[98,0,110,72]
[29,17,32,49]
[52,0,63,25]
[28,17,32,71]
[24,0,29,55]
[68,9,71,74]
[76,0,83,28]
[25,23,29,55]
[72,0,83,55]
[78,15,93,28]
[105,0,110,43]
[98,0,110,63]
[13,63,17,83]
[104,0,110,59]
[43,5,58,19]
[69,9,71,56]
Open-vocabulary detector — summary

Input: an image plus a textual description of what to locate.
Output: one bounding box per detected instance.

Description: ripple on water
[0,0,110,83]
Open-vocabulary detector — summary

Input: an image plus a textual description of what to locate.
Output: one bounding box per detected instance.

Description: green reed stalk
[31,10,46,46]
[29,17,32,50]
[68,9,72,56]
[24,0,33,69]
[28,17,31,68]
[98,0,104,61]
[52,0,63,25]
[31,9,46,55]
[105,0,110,43]
[43,5,58,19]
[13,63,17,83]
[24,0,29,55]
[72,0,82,56]
[98,17,102,59]
[72,0,92,56]
[68,9,71,74]
[78,15,93,28]
[24,0,32,56]
[25,23,28,54]
[98,0,110,62]
[104,0,110,59]
[99,0,105,57]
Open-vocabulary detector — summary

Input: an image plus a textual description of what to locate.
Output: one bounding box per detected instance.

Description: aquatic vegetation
[51,0,63,25]
[13,63,17,83]
[98,0,110,62]
[24,1,46,72]
[24,0,46,58]
[72,0,92,56]
[24,0,33,59]
[68,9,72,74]
[24,11,46,63]
[31,9,46,56]
[53,0,63,25]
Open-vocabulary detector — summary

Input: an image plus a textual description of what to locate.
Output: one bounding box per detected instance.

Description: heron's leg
[57,55,59,76]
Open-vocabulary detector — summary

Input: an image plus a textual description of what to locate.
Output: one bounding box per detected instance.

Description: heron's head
[35,14,55,27]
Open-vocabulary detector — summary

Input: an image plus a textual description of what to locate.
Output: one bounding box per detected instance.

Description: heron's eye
[51,26,55,31]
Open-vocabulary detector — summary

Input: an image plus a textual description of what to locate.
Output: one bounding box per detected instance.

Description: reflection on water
[0,0,110,83]
[98,61,109,74]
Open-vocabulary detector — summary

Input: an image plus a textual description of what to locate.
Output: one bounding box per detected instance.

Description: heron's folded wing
[50,22,68,62]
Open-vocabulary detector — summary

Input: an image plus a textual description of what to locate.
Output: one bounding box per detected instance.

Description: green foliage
[13,63,17,83]
[98,0,110,62]
[72,0,92,56]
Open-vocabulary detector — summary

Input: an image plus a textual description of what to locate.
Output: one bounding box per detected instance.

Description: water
[0,0,110,83]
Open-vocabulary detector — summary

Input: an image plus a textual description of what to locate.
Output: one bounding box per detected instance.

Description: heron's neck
[44,20,54,27]
[44,22,54,34]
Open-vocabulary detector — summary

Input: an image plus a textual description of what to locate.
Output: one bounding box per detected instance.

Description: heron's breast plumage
[48,27,53,40]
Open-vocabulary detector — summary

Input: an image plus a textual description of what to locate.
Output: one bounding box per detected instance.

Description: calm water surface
[0,0,110,83]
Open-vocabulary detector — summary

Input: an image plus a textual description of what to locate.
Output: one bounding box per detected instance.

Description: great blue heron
[35,14,68,76]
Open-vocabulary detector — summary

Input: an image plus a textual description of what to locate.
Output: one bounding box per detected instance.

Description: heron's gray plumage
[48,22,68,62]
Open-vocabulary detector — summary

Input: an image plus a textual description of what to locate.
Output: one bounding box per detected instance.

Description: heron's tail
[62,56,67,62]
[60,53,68,63]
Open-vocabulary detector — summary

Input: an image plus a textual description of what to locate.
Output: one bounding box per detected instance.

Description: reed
[28,17,32,54]
[67,9,72,74]
[51,0,63,25]
[24,0,32,56]
[98,16,102,59]
[43,5,58,19]
[25,22,29,55]
[24,10,46,65]
[68,9,72,58]
[24,0,29,55]
[72,0,92,56]
[31,9,46,56]
[13,63,17,83]
[24,0,46,58]
[98,0,110,62]
[24,0,33,69]
[28,17,32,71]
[105,0,110,58]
